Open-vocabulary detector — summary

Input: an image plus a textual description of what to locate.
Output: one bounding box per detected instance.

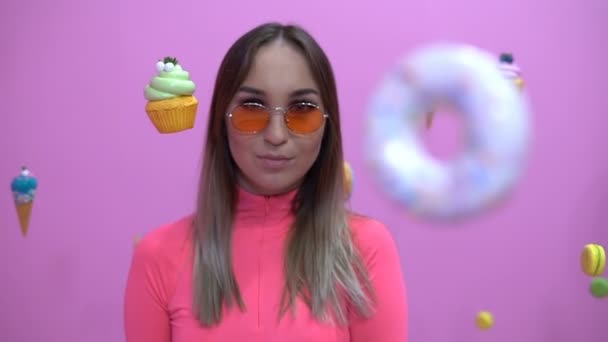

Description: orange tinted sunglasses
[227,102,328,134]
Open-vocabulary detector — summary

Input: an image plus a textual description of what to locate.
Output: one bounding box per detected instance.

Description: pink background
[2,0,607,341]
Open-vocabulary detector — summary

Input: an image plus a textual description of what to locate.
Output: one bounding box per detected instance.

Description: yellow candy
[581,243,606,277]
[344,161,354,199]
[476,311,494,330]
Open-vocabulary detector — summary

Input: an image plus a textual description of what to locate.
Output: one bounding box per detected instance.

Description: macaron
[581,243,606,277]
[476,311,494,330]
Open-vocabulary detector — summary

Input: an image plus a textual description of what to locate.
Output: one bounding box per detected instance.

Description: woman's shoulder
[347,212,399,258]
[126,215,195,310]
[132,214,195,266]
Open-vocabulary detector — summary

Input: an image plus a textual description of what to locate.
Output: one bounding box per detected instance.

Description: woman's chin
[239,176,300,196]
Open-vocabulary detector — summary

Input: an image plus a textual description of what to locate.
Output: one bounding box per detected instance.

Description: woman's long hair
[193,22,375,327]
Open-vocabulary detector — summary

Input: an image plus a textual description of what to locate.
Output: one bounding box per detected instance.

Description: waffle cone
[145,95,198,133]
[15,201,33,236]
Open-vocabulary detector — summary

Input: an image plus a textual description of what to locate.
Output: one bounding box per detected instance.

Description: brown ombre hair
[193,22,375,327]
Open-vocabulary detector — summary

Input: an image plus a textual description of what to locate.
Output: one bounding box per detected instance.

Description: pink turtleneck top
[124,187,408,341]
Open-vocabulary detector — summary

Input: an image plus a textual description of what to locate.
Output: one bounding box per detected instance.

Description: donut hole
[420,104,467,161]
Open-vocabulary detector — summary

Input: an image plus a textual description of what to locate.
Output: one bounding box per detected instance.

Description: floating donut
[365,43,531,219]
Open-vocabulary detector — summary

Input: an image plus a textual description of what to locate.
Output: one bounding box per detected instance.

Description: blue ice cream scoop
[11,166,38,204]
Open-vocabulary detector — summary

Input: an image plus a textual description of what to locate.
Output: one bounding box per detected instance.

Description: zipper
[258,196,270,329]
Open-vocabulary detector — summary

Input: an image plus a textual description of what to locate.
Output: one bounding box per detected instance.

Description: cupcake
[499,53,524,90]
[144,56,198,133]
[11,166,38,236]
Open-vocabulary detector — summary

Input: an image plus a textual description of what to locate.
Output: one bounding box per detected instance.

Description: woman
[124,22,408,341]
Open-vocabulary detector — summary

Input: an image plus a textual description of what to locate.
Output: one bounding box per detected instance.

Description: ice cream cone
[16,201,33,236]
[11,166,38,237]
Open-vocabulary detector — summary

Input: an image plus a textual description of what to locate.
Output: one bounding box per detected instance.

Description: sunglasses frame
[226,101,329,135]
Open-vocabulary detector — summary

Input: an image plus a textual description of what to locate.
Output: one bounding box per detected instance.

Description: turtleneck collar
[234,185,298,225]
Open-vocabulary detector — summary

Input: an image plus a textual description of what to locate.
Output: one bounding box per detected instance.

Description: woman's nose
[263,111,289,146]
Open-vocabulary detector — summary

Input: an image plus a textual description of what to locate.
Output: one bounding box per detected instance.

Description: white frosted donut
[365,43,531,219]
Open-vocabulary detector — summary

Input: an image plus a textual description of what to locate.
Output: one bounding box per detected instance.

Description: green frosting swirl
[144,64,196,101]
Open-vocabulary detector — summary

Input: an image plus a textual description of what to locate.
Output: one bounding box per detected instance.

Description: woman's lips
[257,155,293,169]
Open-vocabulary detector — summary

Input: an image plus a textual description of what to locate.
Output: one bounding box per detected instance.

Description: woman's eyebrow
[237,86,319,98]
[238,86,265,96]
[289,88,319,98]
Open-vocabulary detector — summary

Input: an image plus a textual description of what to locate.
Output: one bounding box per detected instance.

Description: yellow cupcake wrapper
[145,96,198,134]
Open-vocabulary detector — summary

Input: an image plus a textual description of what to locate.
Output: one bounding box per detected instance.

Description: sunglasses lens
[286,104,325,134]
[231,104,269,132]
[230,103,326,134]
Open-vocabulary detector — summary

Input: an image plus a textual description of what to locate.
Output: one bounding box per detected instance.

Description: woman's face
[226,40,326,196]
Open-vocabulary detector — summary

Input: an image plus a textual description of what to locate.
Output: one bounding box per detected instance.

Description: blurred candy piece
[476,311,494,330]
[425,111,435,129]
[590,277,608,298]
[498,52,525,91]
